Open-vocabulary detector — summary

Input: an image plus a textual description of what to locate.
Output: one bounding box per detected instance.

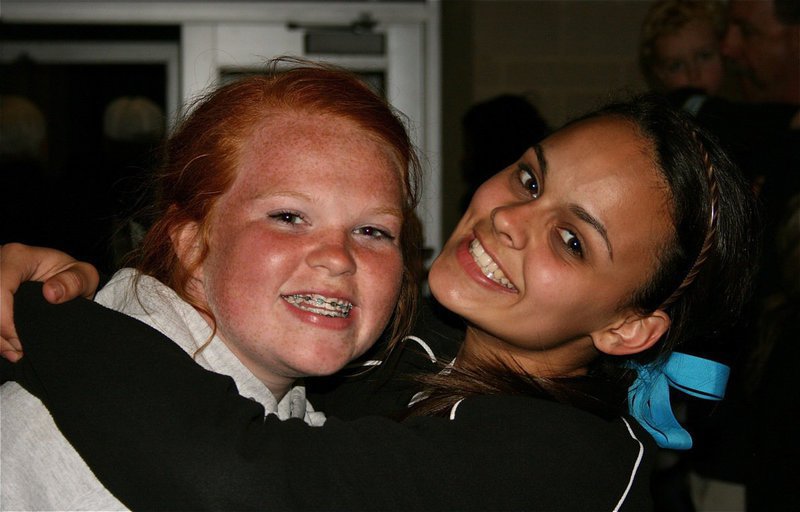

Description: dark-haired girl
[0,94,757,511]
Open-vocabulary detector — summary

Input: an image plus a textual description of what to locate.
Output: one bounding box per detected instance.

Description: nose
[490,202,532,250]
[306,232,357,276]
[721,25,742,60]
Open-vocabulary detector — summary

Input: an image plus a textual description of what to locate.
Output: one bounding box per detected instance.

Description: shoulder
[452,393,653,451]
[439,394,656,510]
[15,282,189,360]
[16,281,129,332]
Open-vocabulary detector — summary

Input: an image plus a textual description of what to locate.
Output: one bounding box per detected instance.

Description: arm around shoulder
[12,303,656,512]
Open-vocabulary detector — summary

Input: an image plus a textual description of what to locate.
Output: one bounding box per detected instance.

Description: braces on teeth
[469,239,516,290]
[283,294,354,317]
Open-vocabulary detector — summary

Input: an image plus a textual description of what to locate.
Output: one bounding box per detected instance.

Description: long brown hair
[409,94,758,418]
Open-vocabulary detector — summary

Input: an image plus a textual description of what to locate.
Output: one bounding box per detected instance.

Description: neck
[250,374,294,401]
[209,329,296,401]
[213,330,296,400]
[190,297,295,401]
[459,326,598,378]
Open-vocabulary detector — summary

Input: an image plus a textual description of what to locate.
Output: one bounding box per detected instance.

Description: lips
[468,239,517,291]
[281,293,354,318]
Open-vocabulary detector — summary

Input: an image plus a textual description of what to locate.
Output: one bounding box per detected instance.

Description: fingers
[1,243,30,358]
[42,262,100,303]
[0,243,100,361]
[0,349,23,363]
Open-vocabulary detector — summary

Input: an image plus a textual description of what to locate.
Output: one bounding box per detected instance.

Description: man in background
[662,2,798,510]
[722,0,799,105]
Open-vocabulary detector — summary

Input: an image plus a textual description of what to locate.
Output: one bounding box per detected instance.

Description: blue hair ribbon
[627,352,729,450]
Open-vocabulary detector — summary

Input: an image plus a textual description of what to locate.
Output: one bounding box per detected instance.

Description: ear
[170,220,204,278]
[591,310,671,356]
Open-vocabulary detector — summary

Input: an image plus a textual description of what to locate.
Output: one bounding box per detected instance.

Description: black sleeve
[307,297,465,420]
[0,358,12,384]
[12,283,654,511]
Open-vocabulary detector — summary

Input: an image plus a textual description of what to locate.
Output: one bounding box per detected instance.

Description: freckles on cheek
[390,252,405,289]
[368,252,403,310]
[205,257,261,317]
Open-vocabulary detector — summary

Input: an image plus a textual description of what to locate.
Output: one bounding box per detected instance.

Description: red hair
[135,58,422,346]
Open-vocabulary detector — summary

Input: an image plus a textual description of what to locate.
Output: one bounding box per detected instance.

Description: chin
[428,260,467,310]
[295,351,355,378]
[427,255,450,297]
[427,274,449,305]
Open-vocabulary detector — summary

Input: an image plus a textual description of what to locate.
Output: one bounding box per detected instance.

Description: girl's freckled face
[428,117,673,366]
[188,112,405,386]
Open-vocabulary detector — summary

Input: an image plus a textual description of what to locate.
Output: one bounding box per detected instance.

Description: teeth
[469,239,517,290]
[282,293,354,318]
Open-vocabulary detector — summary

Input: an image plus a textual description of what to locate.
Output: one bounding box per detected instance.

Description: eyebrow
[250,191,403,218]
[254,190,310,201]
[371,206,405,220]
[533,143,548,178]
[570,204,613,261]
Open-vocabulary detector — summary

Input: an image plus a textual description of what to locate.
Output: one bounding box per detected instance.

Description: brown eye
[558,228,583,257]
[354,226,395,241]
[269,211,304,224]
[518,165,540,199]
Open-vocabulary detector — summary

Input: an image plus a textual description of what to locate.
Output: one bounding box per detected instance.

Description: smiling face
[428,116,674,375]
[180,112,404,394]
[654,19,724,94]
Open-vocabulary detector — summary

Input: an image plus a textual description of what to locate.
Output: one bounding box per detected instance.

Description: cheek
[201,256,259,328]
[201,229,293,318]
[359,249,404,328]
[522,258,626,326]
[471,174,507,206]
[450,177,506,234]
[427,239,469,309]
[522,259,590,318]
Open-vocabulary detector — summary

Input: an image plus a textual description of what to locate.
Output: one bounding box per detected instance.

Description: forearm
[12,283,425,510]
[11,283,654,511]
[12,283,240,509]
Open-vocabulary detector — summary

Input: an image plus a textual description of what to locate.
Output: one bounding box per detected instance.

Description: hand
[0,243,100,362]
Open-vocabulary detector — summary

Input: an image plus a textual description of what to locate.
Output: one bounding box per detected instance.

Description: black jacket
[3,283,656,511]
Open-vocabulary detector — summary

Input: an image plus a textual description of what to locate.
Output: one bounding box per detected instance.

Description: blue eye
[559,228,583,257]
[355,226,395,241]
[517,165,540,198]
[270,211,304,224]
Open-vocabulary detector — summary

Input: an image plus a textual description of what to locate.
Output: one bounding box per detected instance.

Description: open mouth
[469,239,517,291]
[282,293,354,318]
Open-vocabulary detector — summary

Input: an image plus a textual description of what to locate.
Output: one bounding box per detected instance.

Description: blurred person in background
[722,0,800,105]
[665,2,799,510]
[639,0,728,98]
